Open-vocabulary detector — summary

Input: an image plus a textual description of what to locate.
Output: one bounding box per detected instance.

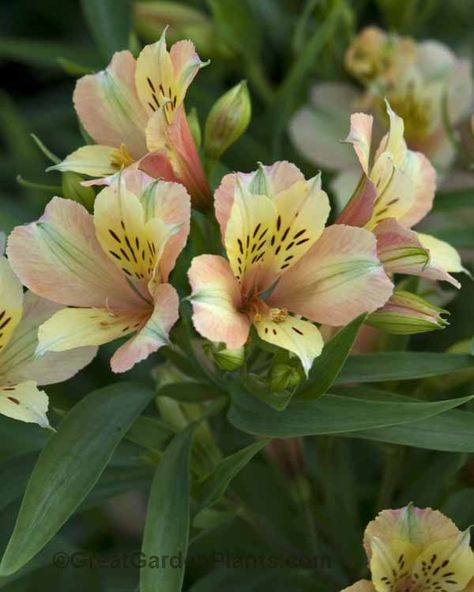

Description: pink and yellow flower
[342,505,474,592]
[188,161,393,374]
[0,256,95,428]
[7,172,190,373]
[337,103,465,292]
[50,31,211,209]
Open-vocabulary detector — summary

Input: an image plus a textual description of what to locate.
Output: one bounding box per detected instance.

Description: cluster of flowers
[344,505,474,592]
[0,33,465,429]
[290,27,473,207]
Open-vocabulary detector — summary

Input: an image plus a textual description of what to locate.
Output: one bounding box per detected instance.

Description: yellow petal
[0,257,23,352]
[418,233,464,274]
[48,145,117,177]
[0,381,49,428]
[370,536,419,592]
[135,33,179,124]
[94,183,174,286]
[224,181,277,290]
[411,531,474,592]
[37,307,146,353]
[254,313,323,376]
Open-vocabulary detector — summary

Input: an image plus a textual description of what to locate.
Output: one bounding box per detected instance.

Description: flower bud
[187,107,202,149]
[269,362,303,392]
[204,81,251,160]
[205,342,245,371]
[367,290,449,334]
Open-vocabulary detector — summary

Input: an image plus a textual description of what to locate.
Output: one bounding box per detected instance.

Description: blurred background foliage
[0,1,473,591]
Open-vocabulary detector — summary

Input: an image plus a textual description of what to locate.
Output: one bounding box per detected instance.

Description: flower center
[110,144,135,170]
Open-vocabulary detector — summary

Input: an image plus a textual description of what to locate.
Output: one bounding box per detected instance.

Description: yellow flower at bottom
[342,505,474,592]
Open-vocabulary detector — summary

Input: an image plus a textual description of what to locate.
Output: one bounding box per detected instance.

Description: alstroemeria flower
[290,28,473,201]
[0,256,95,428]
[188,161,393,374]
[342,505,474,592]
[50,31,211,209]
[7,172,190,373]
[337,104,465,289]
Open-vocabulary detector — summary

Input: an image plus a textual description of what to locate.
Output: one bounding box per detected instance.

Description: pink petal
[0,292,96,385]
[269,225,393,326]
[146,107,211,209]
[170,39,204,92]
[336,176,376,227]
[74,51,148,159]
[215,161,304,239]
[188,255,250,349]
[7,197,141,310]
[139,151,179,183]
[111,283,179,373]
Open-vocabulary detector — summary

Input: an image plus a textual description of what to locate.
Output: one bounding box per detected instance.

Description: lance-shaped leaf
[0,382,154,576]
[141,425,195,592]
[228,388,473,438]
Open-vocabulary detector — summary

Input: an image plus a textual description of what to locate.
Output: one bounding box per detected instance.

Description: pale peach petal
[269,225,393,326]
[188,255,250,349]
[289,82,362,171]
[139,151,179,183]
[74,51,148,158]
[374,219,430,275]
[7,197,141,310]
[417,233,463,287]
[215,161,304,239]
[397,151,436,228]
[111,283,179,373]
[169,39,204,92]
[363,506,461,560]
[345,112,374,175]
[0,292,96,386]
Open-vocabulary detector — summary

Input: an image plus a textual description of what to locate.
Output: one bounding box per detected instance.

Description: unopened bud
[367,290,449,334]
[204,81,251,160]
[205,342,245,371]
[270,362,303,392]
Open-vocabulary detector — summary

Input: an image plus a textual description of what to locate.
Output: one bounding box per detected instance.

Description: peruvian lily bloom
[290,27,473,200]
[342,504,474,592]
[0,256,95,428]
[7,172,190,373]
[188,162,393,374]
[49,31,211,209]
[336,103,465,292]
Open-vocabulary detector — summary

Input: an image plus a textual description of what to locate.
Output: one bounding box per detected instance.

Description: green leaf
[339,388,474,452]
[140,426,195,592]
[228,388,473,437]
[0,38,99,69]
[81,0,132,61]
[336,352,474,383]
[197,439,269,511]
[126,416,175,452]
[300,313,367,399]
[157,382,224,402]
[0,382,154,576]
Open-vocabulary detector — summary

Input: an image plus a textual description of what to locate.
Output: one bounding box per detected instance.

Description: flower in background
[337,103,466,293]
[188,161,393,374]
[290,27,473,204]
[341,504,474,592]
[8,172,190,373]
[0,256,95,428]
[50,31,211,209]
